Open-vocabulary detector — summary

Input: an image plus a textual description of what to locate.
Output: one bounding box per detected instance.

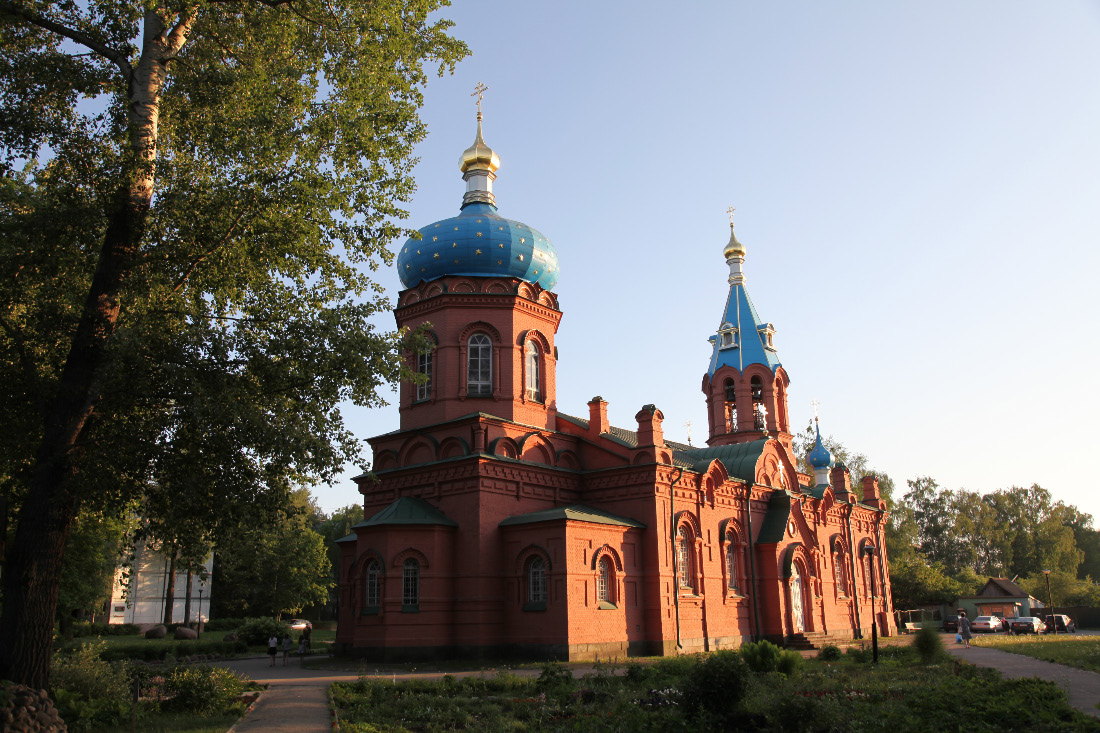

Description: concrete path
[944,635,1100,719]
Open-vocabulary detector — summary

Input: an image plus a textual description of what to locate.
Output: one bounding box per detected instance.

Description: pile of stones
[0,682,66,732]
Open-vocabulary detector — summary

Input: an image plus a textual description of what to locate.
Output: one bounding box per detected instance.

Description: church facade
[335,102,895,660]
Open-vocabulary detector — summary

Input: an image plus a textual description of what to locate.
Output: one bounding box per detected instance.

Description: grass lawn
[981,634,1100,673]
[330,646,1100,732]
[89,712,241,733]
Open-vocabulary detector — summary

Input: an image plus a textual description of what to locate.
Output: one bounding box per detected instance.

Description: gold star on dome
[497,259,502,264]
[404,247,408,253]
[453,243,457,247]
[454,226,458,231]
[499,243,504,248]
[534,270,539,275]
[498,226,503,230]
[433,253,440,259]
[434,224,440,228]
[454,259,459,264]
[421,267,426,271]
[517,254,524,261]
[476,219,482,223]
[475,249,482,255]
[416,249,421,255]
[405,265,410,269]
[432,236,438,242]
[476,232,482,237]
[520,237,526,244]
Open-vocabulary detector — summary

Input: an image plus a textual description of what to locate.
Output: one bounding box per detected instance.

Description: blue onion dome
[807,420,835,469]
[396,98,559,291]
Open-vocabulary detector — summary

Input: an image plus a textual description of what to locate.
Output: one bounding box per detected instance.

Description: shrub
[235,617,291,646]
[71,622,140,637]
[740,639,783,673]
[845,645,872,663]
[914,624,944,664]
[203,617,246,631]
[163,665,247,715]
[681,650,750,725]
[535,662,574,693]
[817,644,842,661]
[776,650,804,676]
[50,642,131,731]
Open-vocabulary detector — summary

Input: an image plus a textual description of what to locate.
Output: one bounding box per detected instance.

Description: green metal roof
[353,496,458,528]
[756,490,795,544]
[334,533,358,544]
[670,439,770,483]
[499,504,646,529]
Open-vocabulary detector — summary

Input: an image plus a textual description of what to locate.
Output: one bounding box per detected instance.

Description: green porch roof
[499,504,646,529]
[353,496,458,528]
[670,439,770,482]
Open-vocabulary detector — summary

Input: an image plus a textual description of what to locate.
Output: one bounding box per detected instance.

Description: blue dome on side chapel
[396,99,559,291]
[397,203,559,290]
[807,420,835,470]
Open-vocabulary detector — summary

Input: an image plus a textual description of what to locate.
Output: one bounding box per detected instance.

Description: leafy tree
[56,509,130,634]
[793,421,896,503]
[315,502,364,610]
[0,0,467,687]
[212,488,331,619]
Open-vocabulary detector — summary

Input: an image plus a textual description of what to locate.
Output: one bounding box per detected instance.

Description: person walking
[267,634,279,666]
[298,634,307,665]
[282,633,293,666]
[958,610,973,648]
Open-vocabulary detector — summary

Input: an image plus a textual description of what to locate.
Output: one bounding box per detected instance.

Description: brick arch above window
[674,510,701,538]
[718,518,745,545]
[590,544,624,572]
[458,321,502,344]
[438,436,470,460]
[780,542,813,580]
[349,548,386,581]
[519,328,552,353]
[392,547,430,570]
[513,544,553,574]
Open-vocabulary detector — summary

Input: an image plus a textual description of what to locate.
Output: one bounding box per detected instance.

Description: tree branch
[0,0,133,80]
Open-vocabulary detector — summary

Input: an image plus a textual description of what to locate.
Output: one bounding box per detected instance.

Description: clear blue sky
[315,1,1100,522]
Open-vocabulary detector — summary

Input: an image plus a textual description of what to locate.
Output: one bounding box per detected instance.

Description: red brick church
[335,99,895,660]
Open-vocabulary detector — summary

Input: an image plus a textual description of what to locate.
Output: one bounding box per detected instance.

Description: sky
[315,1,1100,522]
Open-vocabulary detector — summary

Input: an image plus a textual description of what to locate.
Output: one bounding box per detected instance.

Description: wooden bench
[904,622,921,634]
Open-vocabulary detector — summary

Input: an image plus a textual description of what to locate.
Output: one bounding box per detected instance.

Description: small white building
[108,540,212,625]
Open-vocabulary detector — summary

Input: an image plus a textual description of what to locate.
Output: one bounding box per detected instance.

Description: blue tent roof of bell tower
[707,282,782,376]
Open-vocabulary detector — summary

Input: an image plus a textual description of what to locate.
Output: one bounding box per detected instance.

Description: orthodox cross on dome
[726,205,736,225]
[472,81,489,117]
[811,398,820,422]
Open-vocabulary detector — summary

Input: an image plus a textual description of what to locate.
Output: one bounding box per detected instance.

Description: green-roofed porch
[353,496,458,528]
[499,504,646,528]
[671,439,770,482]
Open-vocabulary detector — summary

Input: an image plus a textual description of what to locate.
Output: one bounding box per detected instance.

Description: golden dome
[459,116,500,174]
[723,222,746,259]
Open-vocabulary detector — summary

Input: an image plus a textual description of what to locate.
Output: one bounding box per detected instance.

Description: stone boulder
[223,632,239,642]
[174,626,198,640]
[145,624,167,639]
[0,681,67,732]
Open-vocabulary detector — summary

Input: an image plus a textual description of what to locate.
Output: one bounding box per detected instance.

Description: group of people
[267,628,311,666]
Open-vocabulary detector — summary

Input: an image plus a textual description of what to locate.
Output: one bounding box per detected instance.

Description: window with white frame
[677,526,694,590]
[524,340,540,399]
[862,552,872,598]
[833,550,848,597]
[365,560,380,608]
[416,348,432,401]
[528,556,546,604]
[467,334,492,396]
[402,558,419,608]
[597,556,613,604]
[725,531,739,592]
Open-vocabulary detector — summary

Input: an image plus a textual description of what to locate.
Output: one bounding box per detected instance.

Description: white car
[289,618,312,631]
[971,615,1002,633]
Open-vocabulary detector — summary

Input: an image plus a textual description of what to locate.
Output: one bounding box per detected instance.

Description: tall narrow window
[365,560,380,608]
[834,551,848,597]
[862,552,872,598]
[725,531,739,592]
[677,526,694,590]
[751,376,765,429]
[416,349,432,401]
[528,557,546,604]
[525,340,540,399]
[402,558,419,608]
[597,557,612,604]
[468,334,492,397]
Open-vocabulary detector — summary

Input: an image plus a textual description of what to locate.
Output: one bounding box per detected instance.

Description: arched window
[676,526,694,591]
[525,340,540,399]
[833,550,848,598]
[416,348,432,401]
[467,334,492,396]
[527,556,546,604]
[597,556,613,605]
[861,552,872,598]
[402,558,419,609]
[723,379,737,432]
[725,531,740,592]
[365,560,380,609]
[751,376,765,429]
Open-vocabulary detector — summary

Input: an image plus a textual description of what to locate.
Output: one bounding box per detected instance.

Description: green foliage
[49,642,131,731]
[776,649,804,676]
[202,617,246,631]
[845,645,872,663]
[984,635,1100,673]
[913,624,945,664]
[71,622,140,637]
[57,511,131,625]
[235,617,291,647]
[739,639,784,673]
[535,662,574,693]
[162,665,247,715]
[681,650,749,725]
[817,644,842,661]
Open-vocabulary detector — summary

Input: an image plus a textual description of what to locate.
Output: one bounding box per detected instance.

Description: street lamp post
[865,545,879,664]
[197,589,204,639]
[1043,570,1055,635]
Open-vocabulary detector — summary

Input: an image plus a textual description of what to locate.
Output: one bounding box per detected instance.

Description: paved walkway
[943,635,1100,719]
[222,637,1100,731]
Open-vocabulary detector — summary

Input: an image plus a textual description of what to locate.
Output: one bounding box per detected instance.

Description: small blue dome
[397,203,559,290]
[807,423,834,470]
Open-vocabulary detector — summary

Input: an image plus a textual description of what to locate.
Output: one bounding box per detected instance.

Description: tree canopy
[0,0,466,687]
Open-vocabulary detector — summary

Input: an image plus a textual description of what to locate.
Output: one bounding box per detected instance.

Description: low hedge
[70,622,141,637]
[97,639,247,662]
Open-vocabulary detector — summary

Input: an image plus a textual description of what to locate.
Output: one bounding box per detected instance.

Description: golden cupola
[723,221,747,260]
[459,83,500,207]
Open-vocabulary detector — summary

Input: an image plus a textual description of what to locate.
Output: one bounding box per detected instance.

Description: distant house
[107,540,212,625]
[956,578,1044,621]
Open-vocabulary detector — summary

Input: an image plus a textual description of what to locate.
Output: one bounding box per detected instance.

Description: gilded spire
[459,83,500,206]
[723,206,746,260]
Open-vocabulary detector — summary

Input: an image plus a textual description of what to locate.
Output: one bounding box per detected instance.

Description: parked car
[1010,616,1046,635]
[942,615,959,633]
[289,619,312,631]
[1043,615,1076,633]
[971,615,1002,633]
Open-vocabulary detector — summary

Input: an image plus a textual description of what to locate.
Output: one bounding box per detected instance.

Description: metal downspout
[875,511,888,626]
[746,483,762,641]
[846,505,862,638]
[670,466,684,650]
